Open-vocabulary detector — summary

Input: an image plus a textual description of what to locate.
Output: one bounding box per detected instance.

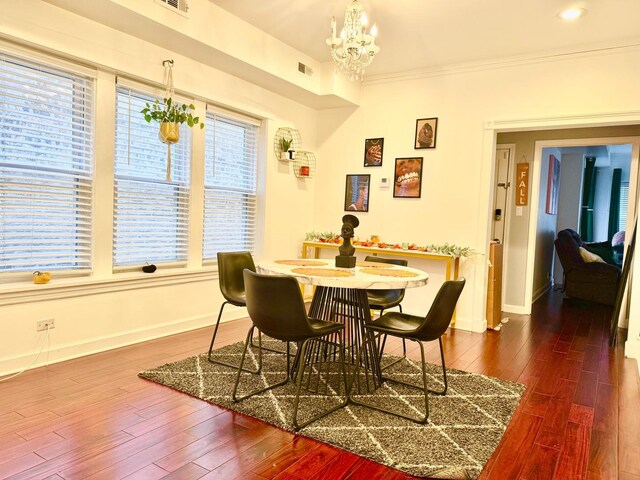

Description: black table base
[307,286,382,393]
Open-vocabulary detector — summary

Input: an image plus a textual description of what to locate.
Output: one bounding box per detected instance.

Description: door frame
[480,110,640,318]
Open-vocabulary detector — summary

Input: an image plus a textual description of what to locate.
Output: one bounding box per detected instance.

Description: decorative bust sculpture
[336,214,359,268]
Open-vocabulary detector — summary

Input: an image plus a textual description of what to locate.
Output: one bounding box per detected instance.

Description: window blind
[203,111,258,260]
[0,52,94,273]
[619,182,629,232]
[114,85,191,267]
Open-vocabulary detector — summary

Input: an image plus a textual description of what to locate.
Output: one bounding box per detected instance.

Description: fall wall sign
[516,163,529,206]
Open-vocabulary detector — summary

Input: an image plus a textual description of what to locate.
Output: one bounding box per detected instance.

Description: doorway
[545,145,633,289]
[492,130,640,316]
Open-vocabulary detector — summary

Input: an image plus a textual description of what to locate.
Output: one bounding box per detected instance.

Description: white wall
[317,48,640,334]
[0,2,319,374]
[554,152,584,284]
[533,148,560,299]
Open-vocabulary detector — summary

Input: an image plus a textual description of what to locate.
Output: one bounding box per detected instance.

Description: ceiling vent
[298,62,314,78]
[155,0,189,15]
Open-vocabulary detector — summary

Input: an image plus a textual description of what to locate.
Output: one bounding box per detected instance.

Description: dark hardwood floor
[1,290,638,479]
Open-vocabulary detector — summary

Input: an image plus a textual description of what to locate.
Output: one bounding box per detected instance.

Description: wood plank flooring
[0,290,638,479]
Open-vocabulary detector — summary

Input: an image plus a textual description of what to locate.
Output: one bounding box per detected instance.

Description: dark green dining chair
[350,278,466,424]
[232,270,349,431]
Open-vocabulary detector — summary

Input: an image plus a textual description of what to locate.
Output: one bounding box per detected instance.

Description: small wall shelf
[274,127,301,162]
[293,151,316,178]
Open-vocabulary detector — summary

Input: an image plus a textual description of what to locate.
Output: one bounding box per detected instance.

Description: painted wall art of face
[347,185,368,211]
[394,158,422,198]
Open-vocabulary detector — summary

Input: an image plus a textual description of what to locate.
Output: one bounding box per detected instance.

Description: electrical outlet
[37,319,55,332]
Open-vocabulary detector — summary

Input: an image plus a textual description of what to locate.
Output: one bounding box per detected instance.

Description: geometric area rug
[139,341,525,479]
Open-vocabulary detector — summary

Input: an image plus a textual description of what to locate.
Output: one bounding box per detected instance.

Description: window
[203,110,258,260]
[114,85,190,267]
[0,52,94,274]
[619,182,629,232]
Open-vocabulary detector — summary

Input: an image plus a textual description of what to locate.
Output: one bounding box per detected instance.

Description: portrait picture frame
[363,137,384,167]
[546,154,560,215]
[393,157,423,198]
[344,174,371,212]
[414,117,438,149]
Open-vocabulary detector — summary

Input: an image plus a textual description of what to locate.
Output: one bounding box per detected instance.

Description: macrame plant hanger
[161,59,176,182]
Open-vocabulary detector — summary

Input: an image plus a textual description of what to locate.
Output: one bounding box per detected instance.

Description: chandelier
[326,0,379,81]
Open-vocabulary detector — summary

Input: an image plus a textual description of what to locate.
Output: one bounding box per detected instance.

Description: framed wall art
[394,157,423,198]
[546,154,560,214]
[344,174,371,212]
[414,117,438,149]
[363,137,384,166]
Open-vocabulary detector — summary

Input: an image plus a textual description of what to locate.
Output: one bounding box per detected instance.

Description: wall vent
[298,62,314,78]
[155,0,189,15]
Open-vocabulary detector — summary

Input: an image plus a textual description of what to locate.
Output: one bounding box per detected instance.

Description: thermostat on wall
[380,177,390,189]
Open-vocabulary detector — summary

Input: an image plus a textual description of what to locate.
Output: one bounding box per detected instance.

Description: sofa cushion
[583,241,617,265]
[579,247,605,263]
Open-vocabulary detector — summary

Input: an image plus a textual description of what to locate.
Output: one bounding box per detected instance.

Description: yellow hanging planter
[33,271,52,284]
[139,61,204,181]
[159,122,180,144]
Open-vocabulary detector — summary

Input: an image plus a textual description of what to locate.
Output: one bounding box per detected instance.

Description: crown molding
[364,41,640,86]
[484,110,640,132]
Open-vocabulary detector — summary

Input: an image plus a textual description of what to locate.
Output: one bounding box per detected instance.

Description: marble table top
[257,260,429,290]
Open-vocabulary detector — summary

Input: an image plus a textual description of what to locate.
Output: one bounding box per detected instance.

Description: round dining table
[258,259,429,392]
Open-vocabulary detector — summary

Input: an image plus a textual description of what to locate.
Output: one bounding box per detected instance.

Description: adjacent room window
[619,182,629,232]
[203,109,259,261]
[114,85,191,267]
[0,52,94,274]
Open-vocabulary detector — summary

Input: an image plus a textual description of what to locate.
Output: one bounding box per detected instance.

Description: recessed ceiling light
[558,7,587,20]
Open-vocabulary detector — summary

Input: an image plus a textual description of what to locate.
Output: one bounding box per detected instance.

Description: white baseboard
[0,306,248,376]
[503,303,530,315]
[625,337,640,376]
[533,283,551,303]
[501,284,550,316]
[451,316,487,333]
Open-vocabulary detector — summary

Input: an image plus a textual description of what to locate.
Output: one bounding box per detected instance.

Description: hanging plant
[140,97,204,142]
[138,60,204,181]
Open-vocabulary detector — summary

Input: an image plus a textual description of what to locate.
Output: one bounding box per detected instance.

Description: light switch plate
[516,206,523,216]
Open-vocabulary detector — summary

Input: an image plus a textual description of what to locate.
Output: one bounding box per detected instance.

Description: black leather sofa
[554,229,621,306]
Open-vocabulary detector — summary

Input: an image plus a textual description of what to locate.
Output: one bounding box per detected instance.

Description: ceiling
[208,0,640,77]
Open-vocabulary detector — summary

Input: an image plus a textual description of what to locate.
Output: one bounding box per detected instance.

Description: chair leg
[350,336,430,424]
[293,333,348,431]
[380,337,446,396]
[429,337,448,395]
[250,333,291,356]
[232,326,289,403]
[207,301,228,358]
[208,302,261,373]
[377,305,407,372]
[379,335,407,372]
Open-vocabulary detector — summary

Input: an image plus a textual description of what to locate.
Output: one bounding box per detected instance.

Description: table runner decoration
[292,267,355,277]
[360,268,419,277]
[275,259,328,266]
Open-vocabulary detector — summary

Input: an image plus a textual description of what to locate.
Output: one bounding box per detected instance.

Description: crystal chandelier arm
[325,0,380,81]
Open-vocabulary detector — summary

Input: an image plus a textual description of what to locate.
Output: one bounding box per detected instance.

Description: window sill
[0,267,218,306]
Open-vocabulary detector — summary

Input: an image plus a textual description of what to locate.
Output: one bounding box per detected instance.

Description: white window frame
[202,105,260,264]
[0,47,97,282]
[113,79,193,271]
